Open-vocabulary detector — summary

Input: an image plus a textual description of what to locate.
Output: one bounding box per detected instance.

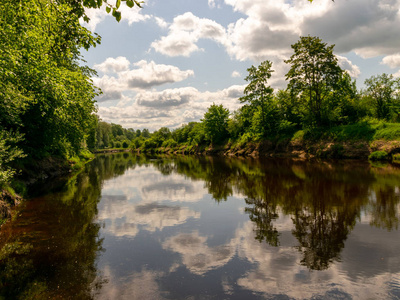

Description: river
[1,153,400,299]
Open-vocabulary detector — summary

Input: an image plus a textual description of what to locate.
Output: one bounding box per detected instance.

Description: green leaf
[126,0,134,8]
[115,11,121,22]
[116,0,121,9]
[106,6,111,13]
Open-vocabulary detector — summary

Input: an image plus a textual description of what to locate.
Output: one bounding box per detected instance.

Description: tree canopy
[285,36,343,127]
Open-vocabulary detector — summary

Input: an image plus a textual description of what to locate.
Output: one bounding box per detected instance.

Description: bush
[369,151,389,161]
[162,138,178,148]
[114,141,121,148]
[122,141,129,148]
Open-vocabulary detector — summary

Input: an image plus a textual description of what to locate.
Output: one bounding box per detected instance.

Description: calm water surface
[1,153,400,299]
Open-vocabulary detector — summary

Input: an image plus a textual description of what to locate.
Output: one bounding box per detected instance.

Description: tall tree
[239,60,279,137]
[285,36,343,127]
[364,73,400,121]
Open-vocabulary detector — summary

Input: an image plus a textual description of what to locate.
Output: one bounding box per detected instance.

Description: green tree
[285,36,343,127]
[202,104,230,144]
[364,73,400,120]
[239,60,279,138]
[0,0,99,158]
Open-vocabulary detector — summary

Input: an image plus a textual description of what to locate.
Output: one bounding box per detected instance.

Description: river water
[1,153,400,299]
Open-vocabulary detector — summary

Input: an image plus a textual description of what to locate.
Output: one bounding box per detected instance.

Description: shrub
[369,151,389,161]
[393,153,400,163]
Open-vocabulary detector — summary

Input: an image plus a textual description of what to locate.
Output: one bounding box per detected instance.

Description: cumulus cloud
[93,58,194,101]
[150,0,400,79]
[337,55,361,78]
[94,56,131,73]
[92,75,125,102]
[126,60,194,89]
[224,0,400,61]
[382,53,400,69]
[151,12,229,57]
[136,87,198,108]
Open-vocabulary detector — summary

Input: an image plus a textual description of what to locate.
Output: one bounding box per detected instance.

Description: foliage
[202,104,230,144]
[64,0,143,23]
[240,61,280,138]
[285,36,343,127]
[369,151,389,161]
[364,73,400,121]
[0,131,25,187]
[0,0,99,159]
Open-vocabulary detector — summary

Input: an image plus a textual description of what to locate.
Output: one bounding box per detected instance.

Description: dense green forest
[1,0,400,192]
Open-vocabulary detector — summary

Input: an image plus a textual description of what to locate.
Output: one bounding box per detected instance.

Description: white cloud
[231,71,241,78]
[94,56,131,73]
[151,12,229,57]
[337,55,361,78]
[97,267,166,300]
[93,58,194,97]
[92,75,125,102]
[154,16,168,29]
[382,53,400,69]
[136,87,198,108]
[162,231,236,275]
[125,60,194,89]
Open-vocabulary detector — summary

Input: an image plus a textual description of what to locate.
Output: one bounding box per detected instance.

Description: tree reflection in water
[0,153,138,299]
[1,154,400,298]
[152,156,400,271]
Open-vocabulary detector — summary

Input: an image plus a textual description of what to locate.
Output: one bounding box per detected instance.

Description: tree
[364,73,400,120]
[202,104,230,144]
[285,36,343,127]
[239,60,279,137]
[64,0,143,23]
[0,0,99,158]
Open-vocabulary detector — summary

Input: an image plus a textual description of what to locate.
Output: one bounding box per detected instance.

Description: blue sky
[82,0,400,131]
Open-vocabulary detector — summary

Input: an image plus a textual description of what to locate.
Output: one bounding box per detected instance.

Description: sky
[82,0,400,131]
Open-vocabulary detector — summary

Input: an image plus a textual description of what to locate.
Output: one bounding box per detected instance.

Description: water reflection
[1,154,399,299]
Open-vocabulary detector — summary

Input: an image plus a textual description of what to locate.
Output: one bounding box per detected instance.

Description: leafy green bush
[162,139,178,148]
[393,154,400,163]
[373,122,400,140]
[369,151,389,161]
[122,141,129,148]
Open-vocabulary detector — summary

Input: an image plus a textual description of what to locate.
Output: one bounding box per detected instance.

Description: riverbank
[0,151,95,225]
[137,122,400,161]
[137,138,400,160]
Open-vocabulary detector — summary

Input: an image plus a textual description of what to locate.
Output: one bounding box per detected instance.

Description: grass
[68,149,95,171]
[291,120,400,143]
